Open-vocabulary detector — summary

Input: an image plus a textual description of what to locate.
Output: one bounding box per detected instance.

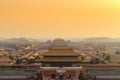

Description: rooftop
[43,49,79,56]
[50,38,70,49]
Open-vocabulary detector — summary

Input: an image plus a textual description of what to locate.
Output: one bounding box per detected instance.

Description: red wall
[0,79,28,80]
[96,78,120,80]
[42,70,80,78]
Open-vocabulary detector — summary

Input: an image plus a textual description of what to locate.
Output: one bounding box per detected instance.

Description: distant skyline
[0,0,120,38]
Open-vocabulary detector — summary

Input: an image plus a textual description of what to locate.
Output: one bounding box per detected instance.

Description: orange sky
[0,0,120,39]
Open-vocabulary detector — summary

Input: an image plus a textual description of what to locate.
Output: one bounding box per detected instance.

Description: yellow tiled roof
[28,56,35,59]
[33,52,39,56]
[40,58,81,62]
[43,49,79,56]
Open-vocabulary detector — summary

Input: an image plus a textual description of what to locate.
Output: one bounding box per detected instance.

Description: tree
[9,55,14,60]
[16,59,21,64]
[90,58,100,64]
[93,76,96,80]
[78,71,86,80]
[36,72,43,80]
[90,59,94,64]
[105,55,110,61]
[34,56,40,63]
[28,59,35,64]
[115,51,120,55]
[95,58,100,64]
[102,53,106,58]
[81,56,85,60]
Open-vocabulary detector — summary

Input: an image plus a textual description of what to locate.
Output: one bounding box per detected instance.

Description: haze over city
[1,1,120,80]
[0,0,120,39]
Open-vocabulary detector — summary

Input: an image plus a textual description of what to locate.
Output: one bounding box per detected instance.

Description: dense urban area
[1,37,120,80]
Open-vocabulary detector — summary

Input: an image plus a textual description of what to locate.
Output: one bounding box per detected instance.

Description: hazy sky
[0,0,120,39]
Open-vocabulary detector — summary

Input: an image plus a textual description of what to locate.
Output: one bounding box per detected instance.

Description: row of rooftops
[18,38,91,63]
[1,38,119,65]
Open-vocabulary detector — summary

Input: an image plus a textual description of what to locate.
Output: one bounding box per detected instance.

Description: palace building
[40,38,81,67]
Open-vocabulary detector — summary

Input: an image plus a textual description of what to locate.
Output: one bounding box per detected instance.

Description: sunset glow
[0,0,120,38]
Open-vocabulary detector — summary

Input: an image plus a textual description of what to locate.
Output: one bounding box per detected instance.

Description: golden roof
[50,38,70,49]
[40,58,81,62]
[28,56,35,59]
[43,49,79,56]
[33,52,39,57]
